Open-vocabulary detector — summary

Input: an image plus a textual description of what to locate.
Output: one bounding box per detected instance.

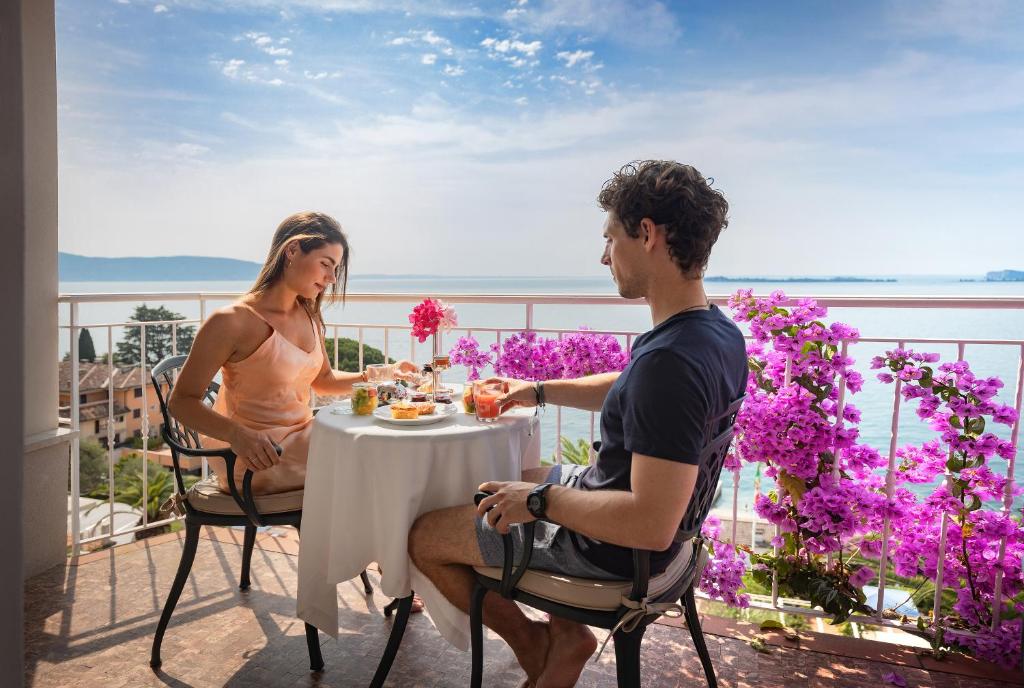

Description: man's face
[600,214,646,299]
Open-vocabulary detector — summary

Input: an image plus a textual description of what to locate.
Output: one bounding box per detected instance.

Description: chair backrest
[151,355,220,494]
[676,395,745,541]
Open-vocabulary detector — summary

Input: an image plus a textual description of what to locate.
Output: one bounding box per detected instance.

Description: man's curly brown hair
[597,160,729,278]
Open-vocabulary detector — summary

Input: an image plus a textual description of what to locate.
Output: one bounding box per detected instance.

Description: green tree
[89,452,197,524]
[74,439,109,495]
[115,304,196,367]
[78,328,97,362]
[323,337,393,372]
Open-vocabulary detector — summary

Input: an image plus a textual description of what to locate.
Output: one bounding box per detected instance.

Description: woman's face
[286,242,344,299]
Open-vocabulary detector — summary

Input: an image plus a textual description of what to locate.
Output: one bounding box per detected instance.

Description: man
[408,160,748,687]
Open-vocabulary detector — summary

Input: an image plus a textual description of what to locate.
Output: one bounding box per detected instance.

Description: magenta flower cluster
[701,290,1024,668]
[447,335,492,381]
[447,329,629,382]
[873,349,1022,666]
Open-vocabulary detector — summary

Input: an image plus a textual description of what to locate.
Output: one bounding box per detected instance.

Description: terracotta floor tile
[25,531,1023,688]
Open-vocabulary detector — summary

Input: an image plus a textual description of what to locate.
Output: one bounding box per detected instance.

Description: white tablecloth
[297,403,540,651]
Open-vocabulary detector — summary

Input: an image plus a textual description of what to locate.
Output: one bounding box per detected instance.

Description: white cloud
[421,30,446,46]
[509,0,680,46]
[480,37,542,57]
[389,36,413,45]
[244,31,294,57]
[153,4,169,13]
[556,49,593,67]
[421,53,437,65]
[275,58,290,66]
[887,0,1024,44]
[442,64,465,77]
[221,59,245,79]
[514,96,528,106]
[305,70,329,80]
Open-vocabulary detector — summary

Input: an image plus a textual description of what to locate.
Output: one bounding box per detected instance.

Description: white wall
[21,0,67,581]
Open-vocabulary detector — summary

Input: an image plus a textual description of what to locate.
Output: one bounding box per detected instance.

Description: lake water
[60,276,1024,512]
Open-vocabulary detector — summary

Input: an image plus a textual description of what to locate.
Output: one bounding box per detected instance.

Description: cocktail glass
[473,381,504,422]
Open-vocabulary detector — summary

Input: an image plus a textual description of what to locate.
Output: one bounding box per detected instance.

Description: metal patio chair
[470,395,744,688]
[148,354,373,672]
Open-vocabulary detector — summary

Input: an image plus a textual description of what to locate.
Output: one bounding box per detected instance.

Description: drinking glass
[365,363,394,384]
[473,381,504,422]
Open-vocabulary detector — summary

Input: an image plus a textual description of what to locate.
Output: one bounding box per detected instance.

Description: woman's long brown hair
[247,211,350,329]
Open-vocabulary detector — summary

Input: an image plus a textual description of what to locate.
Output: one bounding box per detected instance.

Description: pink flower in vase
[408,298,457,343]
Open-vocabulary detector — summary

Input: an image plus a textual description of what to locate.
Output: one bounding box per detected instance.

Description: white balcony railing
[59,291,1023,639]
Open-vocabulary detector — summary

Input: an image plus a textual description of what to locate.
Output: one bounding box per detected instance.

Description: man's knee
[408,510,437,566]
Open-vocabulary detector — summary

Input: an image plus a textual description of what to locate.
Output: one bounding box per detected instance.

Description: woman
[169,211,417,495]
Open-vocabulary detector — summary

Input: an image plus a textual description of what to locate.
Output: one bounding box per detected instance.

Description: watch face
[527,494,540,512]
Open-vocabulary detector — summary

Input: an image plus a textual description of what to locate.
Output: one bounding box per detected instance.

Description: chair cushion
[186,476,304,516]
[473,539,698,611]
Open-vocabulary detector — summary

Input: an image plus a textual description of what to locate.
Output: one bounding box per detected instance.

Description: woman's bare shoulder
[202,302,261,337]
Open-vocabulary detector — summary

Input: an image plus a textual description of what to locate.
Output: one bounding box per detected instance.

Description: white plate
[372,402,459,426]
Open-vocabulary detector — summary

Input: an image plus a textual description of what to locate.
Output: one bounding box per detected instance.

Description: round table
[296,399,540,658]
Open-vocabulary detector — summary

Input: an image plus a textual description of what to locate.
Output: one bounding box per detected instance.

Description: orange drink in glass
[473,381,503,422]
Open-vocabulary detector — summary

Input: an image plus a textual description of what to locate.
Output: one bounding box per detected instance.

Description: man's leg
[408,504,550,684]
[517,466,598,687]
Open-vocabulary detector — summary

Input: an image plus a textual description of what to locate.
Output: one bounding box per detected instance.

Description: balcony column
[17,0,68,580]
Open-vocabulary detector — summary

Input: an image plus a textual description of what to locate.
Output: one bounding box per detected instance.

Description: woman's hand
[228,424,281,472]
[392,360,421,384]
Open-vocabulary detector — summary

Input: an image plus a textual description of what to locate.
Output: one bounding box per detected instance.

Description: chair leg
[613,624,646,688]
[360,569,374,595]
[150,520,201,669]
[239,524,257,590]
[469,583,487,688]
[370,594,414,688]
[305,622,325,672]
[683,586,718,688]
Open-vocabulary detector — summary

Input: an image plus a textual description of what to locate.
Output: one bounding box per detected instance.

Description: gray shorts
[474,464,628,580]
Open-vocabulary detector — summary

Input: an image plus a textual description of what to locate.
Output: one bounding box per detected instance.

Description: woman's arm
[167,310,281,471]
[310,327,364,396]
[310,326,421,395]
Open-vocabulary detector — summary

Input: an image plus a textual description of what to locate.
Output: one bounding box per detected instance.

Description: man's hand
[487,377,536,409]
[475,480,539,534]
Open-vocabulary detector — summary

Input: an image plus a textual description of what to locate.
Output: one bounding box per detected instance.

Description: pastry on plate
[390,402,419,419]
[413,401,436,415]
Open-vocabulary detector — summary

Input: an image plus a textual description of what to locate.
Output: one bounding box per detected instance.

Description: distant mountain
[985,270,1024,282]
[59,252,262,281]
[705,275,896,283]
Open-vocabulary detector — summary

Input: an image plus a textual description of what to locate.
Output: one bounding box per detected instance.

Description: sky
[56,0,1024,277]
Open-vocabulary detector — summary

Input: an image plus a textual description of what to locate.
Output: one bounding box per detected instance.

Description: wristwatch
[526,483,553,520]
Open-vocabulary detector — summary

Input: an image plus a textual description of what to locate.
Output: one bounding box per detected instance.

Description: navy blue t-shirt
[575,305,748,578]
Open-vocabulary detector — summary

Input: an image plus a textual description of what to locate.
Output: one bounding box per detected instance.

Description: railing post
[990,343,1024,628]
[107,326,115,540]
[827,340,851,571]
[140,323,148,529]
[772,354,794,607]
[932,342,966,626]
[69,302,81,557]
[876,340,905,619]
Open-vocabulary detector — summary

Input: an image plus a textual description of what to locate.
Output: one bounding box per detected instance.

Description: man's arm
[478,453,697,552]
[497,372,620,413]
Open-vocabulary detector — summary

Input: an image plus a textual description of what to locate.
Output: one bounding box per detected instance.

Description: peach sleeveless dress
[207,302,324,495]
